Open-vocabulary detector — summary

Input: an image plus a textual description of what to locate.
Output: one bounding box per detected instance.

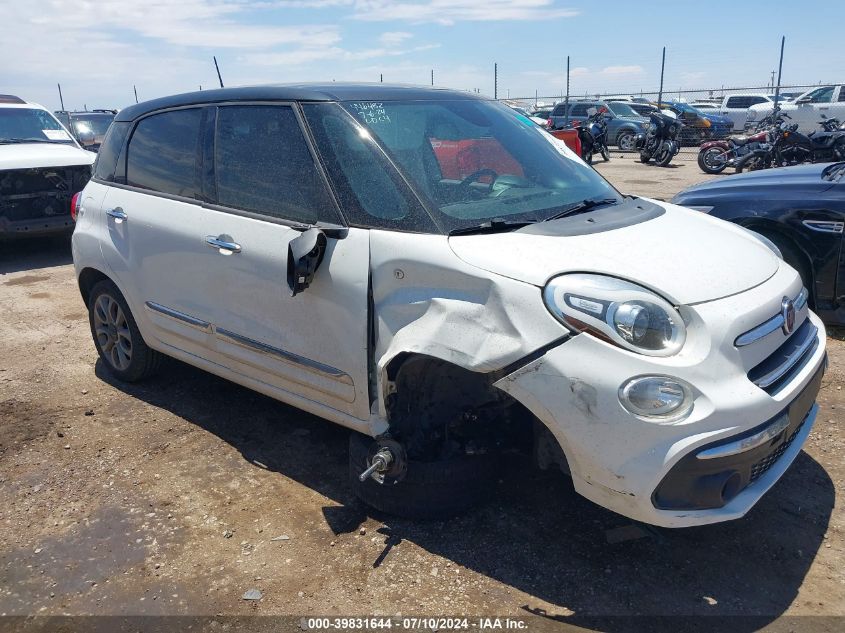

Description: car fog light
[619,376,694,424]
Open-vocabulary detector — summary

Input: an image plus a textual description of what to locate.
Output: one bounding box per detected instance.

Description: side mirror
[796,97,811,105]
[586,107,597,116]
[287,227,327,297]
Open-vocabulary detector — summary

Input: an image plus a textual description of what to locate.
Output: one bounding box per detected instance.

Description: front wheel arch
[741,223,815,303]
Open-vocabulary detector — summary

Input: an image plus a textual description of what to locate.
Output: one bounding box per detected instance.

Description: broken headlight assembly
[543,273,686,357]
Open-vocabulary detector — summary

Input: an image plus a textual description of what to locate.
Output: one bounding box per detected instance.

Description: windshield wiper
[542,197,621,222]
[448,218,535,236]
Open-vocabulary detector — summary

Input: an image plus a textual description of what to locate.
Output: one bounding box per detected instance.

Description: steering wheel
[458,168,499,193]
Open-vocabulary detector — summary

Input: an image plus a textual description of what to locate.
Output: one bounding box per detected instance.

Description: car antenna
[213,56,224,88]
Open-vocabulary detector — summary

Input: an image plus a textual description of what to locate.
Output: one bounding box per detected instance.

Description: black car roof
[116,83,485,122]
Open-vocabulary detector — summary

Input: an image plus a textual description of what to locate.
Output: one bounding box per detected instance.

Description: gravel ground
[0,160,842,630]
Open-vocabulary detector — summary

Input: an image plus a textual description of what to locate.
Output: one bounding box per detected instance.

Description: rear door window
[126,108,202,198]
[213,105,341,225]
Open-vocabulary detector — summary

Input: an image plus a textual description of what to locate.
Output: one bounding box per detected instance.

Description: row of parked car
[529,97,734,149]
[526,84,845,149]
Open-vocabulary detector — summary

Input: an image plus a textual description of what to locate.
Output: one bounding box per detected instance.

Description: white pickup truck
[746,85,845,133]
[715,94,776,131]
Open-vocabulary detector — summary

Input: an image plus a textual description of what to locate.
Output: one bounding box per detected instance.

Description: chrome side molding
[215,328,352,384]
[802,220,844,234]
[145,301,211,332]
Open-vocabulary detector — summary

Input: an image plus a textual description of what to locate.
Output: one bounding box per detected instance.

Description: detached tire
[88,279,162,382]
[349,432,498,520]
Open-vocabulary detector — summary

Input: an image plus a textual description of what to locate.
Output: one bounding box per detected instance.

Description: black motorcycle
[636,111,682,167]
[574,107,610,165]
[772,113,845,166]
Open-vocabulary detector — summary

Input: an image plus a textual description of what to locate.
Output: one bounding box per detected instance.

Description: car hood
[448,200,779,305]
[702,113,732,124]
[673,162,836,199]
[0,143,96,170]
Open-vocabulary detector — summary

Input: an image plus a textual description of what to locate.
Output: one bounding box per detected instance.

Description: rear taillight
[70,192,82,221]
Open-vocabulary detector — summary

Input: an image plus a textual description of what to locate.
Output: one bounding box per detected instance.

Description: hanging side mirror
[287,227,327,297]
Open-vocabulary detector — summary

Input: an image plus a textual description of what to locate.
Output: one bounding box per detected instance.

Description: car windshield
[71,114,114,136]
[340,99,620,232]
[607,102,639,117]
[0,108,75,144]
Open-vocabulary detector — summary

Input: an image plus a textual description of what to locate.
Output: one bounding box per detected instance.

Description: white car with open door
[72,85,827,528]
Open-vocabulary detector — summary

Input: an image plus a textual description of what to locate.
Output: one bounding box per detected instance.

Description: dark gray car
[54,110,116,152]
[548,100,648,150]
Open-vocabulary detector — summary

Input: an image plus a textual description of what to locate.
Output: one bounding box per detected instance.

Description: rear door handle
[205,235,241,254]
[106,207,127,222]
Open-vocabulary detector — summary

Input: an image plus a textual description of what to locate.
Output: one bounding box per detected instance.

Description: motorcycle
[697,128,770,174]
[573,106,610,165]
[636,110,682,167]
[776,113,845,165]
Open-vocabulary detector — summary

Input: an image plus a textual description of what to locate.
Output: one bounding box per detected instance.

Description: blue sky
[3,0,844,110]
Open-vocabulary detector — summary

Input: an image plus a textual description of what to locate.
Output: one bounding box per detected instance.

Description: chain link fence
[505,83,836,161]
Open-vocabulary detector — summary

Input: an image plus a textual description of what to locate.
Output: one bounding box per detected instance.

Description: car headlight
[746,110,757,121]
[543,273,686,356]
[619,375,694,424]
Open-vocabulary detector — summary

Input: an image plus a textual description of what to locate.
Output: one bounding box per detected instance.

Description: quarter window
[93,121,130,182]
[126,108,202,198]
[214,105,340,225]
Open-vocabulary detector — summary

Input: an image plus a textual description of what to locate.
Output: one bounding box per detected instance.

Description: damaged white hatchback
[72,85,827,528]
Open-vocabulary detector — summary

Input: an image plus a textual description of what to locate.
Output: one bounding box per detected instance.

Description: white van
[71,85,826,527]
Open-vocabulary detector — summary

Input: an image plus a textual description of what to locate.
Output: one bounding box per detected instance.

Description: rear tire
[349,432,497,520]
[600,145,610,161]
[698,147,728,174]
[583,149,593,165]
[88,279,162,382]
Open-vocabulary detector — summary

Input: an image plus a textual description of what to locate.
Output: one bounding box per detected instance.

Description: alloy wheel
[93,294,133,371]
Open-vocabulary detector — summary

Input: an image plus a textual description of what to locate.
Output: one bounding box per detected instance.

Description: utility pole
[773,36,785,110]
[213,56,224,88]
[770,70,776,89]
[657,46,666,106]
[564,56,570,128]
[380,73,383,83]
[431,69,434,86]
[57,83,65,111]
[494,63,498,99]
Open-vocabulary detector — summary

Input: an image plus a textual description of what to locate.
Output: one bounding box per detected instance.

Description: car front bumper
[494,270,826,528]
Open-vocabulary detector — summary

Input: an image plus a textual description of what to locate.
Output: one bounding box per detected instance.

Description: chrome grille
[747,319,818,395]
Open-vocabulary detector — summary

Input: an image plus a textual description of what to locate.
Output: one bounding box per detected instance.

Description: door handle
[106,207,127,222]
[205,235,241,254]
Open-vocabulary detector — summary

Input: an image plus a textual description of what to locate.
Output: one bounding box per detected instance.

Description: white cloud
[379,31,414,46]
[244,42,439,65]
[350,1,579,25]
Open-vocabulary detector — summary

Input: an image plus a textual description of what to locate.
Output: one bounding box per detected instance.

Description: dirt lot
[1,160,843,631]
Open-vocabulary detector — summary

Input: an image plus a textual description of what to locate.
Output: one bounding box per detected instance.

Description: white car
[0,94,96,238]
[71,84,827,528]
[714,93,774,130]
[746,85,845,132]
